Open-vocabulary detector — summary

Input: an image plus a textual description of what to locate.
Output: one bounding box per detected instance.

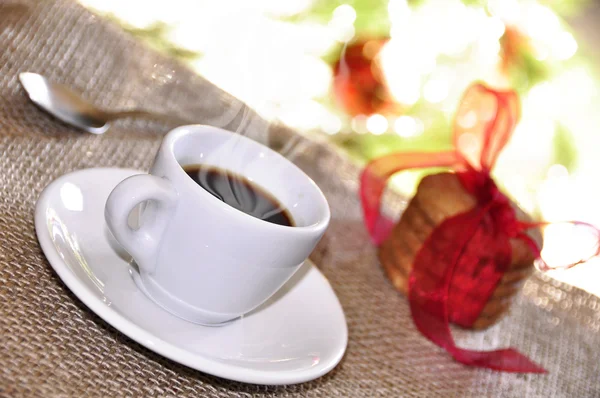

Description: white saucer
[34,168,347,385]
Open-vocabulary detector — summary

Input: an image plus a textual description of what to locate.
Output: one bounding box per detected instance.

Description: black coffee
[183,164,294,227]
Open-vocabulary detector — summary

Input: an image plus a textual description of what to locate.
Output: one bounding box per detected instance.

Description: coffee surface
[183,165,294,227]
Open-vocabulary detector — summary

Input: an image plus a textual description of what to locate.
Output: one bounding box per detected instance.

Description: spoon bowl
[19,72,110,134]
[19,72,189,134]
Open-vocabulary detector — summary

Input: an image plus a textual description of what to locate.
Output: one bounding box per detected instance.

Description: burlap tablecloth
[1,1,599,396]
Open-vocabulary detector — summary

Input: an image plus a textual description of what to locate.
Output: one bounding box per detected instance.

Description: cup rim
[160,125,330,235]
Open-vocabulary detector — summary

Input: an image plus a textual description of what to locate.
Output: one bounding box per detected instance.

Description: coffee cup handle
[105,174,177,275]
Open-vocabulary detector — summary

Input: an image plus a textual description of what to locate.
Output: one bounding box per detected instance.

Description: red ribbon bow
[360,83,549,373]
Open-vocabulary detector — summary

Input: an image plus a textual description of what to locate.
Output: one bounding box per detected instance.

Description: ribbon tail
[360,150,463,245]
[451,348,547,373]
[519,220,600,271]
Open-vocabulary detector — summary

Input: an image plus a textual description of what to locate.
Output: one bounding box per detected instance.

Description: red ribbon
[360,83,549,373]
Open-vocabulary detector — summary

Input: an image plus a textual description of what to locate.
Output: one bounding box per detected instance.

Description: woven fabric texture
[1,1,599,397]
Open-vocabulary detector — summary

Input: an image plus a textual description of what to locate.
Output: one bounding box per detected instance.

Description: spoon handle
[107,109,194,126]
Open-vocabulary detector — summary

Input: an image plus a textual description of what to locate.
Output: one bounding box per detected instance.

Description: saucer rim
[34,167,348,386]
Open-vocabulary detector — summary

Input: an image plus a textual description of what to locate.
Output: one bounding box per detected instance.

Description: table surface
[1,1,599,397]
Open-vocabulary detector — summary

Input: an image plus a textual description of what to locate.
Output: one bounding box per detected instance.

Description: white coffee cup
[105,125,330,325]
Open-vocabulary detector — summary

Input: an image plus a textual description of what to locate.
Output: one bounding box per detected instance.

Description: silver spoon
[19,72,191,134]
